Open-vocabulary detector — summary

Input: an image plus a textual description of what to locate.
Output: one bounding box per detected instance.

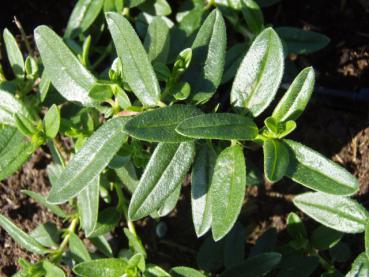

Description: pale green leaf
[346,253,369,277]
[191,143,216,237]
[272,67,315,122]
[285,139,359,195]
[3,29,25,78]
[30,222,60,248]
[170,266,206,277]
[69,233,91,262]
[231,27,284,117]
[43,104,60,139]
[293,192,369,233]
[106,12,160,106]
[182,9,226,104]
[0,214,48,255]
[78,176,100,237]
[43,260,66,277]
[0,88,32,127]
[34,26,96,106]
[211,145,246,241]
[129,142,195,220]
[65,0,104,38]
[47,117,128,204]
[73,258,128,277]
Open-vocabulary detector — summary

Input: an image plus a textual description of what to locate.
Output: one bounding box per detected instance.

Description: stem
[47,139,66,167]
[50,217,79,262]
[13,16,32,56]
[114,183,137,236]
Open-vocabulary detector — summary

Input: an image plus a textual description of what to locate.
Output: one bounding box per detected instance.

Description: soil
[0,0,369,276]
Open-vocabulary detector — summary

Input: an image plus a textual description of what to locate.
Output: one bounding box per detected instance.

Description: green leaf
[124,228,147,257]
[88,81,114,101]
[197,236,224,272]
[43,104,60,139]
[191,144,216,237]
[47,117,128,204]
[125,0,146,8]
[311,225,343,250]
[30,222,60,248]
[78,176,100,237]
[155,184,181,217]
[90,235,113,257]
[0,88,32,127]
[346,253,369,277]
[176,113,258,140]
[293,192,369,233]
[182,9,226,104]
[272,67,315,122]
[139,0,172,16]
[65,0,104,38]
[106,12,160,106]
[170,267,206,277]
[69,233,91,262]
[211,145,246,241]
[43,261,66,277]
[3,29,25,79]
[144,16,171,64]
[231,27,284,117]
[329,242,351,262]
[73,258,128,277]
[22,190,67,218]
[241,0,264,34]
[286,212,307,242]
[0,213,48,255]
[0,127,35,181]
[129,142,195,220]
[35,26,96,106]
[276,27,330,55]
[222,43,247,84]
[285,139,359,195]
[366,222,369,259]
[277,255,319,277]
[114,160,139,193]
[221,252,281,277]
[89,207,121,237]
[124,105,202,143]
[263,139,289,183]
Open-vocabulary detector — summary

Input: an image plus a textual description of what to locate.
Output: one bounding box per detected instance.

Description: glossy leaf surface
[263,139,289,183]
[285,139,359,195]
[129,142,195,220]
[211,145,246,241]
[231,27,284,117]
[35,26,96,106]
[106,12,160,106]
[47,117,128,204]
[272,67,315,122]
[176,113,258,140]
[191,144,216,237]
[293,192,368,233]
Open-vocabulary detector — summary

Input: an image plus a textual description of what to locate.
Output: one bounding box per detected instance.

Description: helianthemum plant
[0,0,367,276]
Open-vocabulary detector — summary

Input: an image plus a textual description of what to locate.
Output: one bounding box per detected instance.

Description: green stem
[47,139,66,167]
[114,183,137,236]
[50,217,79,262]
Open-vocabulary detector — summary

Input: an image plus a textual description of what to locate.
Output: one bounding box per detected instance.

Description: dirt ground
[0,0,369,276]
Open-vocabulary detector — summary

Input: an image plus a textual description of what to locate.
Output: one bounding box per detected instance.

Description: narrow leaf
[34,26,96,106]
[73,258,128,277]
[106,12,160,106]
[241,0,264,34]
[47,117,128,204]
[176,113,258,140]
[69,233,91,262]
[231,27,284,117]
[78,176,100,237]
[3,29,25,78]
[347,253,369,277]
[90,236,113,257]
[222,43,247,84]
[0,88,32,127]
[293,192,369,233]
[263,139,289,183]
[65,0,104,38]
[0,126,35,181]
[170,267,206,277]
[272,67,315,122]
[124,105,202,143]
[144,16,171,63]
[0,214,48,255]
[155,184,181,217]
[43,261,66,277]
[191,143,216,237]
[276,27,330,55]
[182,9,226,103]
[22,190,67,218]
[89,207,121,237]
[43,104,60,139]
[129,142,195,220]
[285,139,359,195]
[30,222,60,248]
[211,145,246,241]
[311,225,343,250]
